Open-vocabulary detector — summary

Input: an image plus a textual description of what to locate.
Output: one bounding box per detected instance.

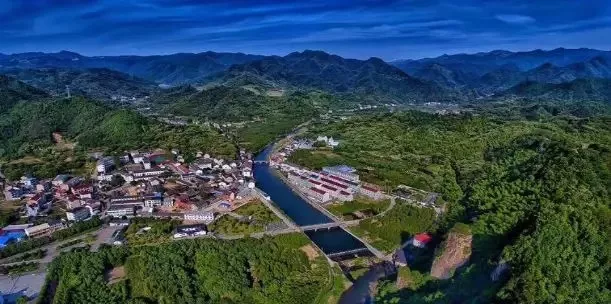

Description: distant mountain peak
[365,57,387,65]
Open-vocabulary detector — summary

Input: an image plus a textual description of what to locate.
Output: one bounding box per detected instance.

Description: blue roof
[326,165,356,173]
[0,235,18,246]
[4,231,26,238]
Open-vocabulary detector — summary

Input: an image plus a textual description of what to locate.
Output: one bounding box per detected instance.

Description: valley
[0,47,609,304]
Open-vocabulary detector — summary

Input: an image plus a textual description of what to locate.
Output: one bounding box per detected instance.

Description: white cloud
[495,14,536,24]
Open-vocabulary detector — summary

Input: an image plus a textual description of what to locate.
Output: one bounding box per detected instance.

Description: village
[0,131,445,302]
[0,147,285,251]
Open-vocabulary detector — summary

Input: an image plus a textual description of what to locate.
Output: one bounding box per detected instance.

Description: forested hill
[3,68,157,102]
[498,78,611,104]
[291,111,610,303]
[0,75,48,112]
[0,74,237,165]
[207,50,462,103]
[0,50,264,85]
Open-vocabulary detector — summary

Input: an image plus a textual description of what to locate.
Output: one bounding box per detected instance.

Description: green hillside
[291,111,610,303]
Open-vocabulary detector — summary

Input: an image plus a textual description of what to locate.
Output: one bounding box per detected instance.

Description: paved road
[90,225,123,252]
[0,270,46,302]
[0,229,101,266]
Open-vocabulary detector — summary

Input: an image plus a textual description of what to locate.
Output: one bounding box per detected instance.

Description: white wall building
[184,212,215,223]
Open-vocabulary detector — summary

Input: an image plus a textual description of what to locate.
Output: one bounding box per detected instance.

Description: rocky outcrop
[430,223,472,279]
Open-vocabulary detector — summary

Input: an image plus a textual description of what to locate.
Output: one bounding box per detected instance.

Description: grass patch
[0,262,39,275]
[210,215,264,235]
[125,218,181,245]
[233,199,280,226]
[326,197,390,220]
[6,249,46,263]
[350,203,436,253]
[57,238,84,249]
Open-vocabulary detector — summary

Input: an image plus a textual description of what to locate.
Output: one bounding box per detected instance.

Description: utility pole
[65,85,71,98]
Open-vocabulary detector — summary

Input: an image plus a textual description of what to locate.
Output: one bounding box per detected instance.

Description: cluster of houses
[283,164,385,204]
[0,173,103,247]
[0,147,261,247]
[99,149,258,224]
[284,135,341,151]
[3,174,100,220]
[315,136,340,148]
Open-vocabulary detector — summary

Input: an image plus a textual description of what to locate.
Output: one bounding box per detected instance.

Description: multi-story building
[307,187,331,203]
[72,184,93,199]
[110,196,140,203]
[25,221,63,238]
[27,192,47,206]
[106,204,135,217]
[52,174,71,186]
[143,195,163,207]
[96,156,115,173]
[131,168,166,180]
[66,206,91,221]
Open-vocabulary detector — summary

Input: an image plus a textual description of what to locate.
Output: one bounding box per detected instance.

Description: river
[253,146,365,254]
[254,145,391,303]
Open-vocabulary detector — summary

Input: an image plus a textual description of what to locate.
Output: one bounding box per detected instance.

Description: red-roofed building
[359,184,384,200]
[327,174,358,185]
[320,178,349,190]
[337,190,354,201]
[72,184,93,199]
[412,233,433,248]
[307,187,330,203]
[321,184,338,192]
[27,193,47,206]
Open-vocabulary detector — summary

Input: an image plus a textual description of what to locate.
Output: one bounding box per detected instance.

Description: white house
[96,157,115,174]
[184,211,215,223]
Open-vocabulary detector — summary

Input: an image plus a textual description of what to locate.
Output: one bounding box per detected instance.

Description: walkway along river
[253,146,367,256]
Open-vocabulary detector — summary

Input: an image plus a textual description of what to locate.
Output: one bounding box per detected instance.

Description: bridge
[327,247,371,259]
[253,160,269,164]
[299,220,360,232]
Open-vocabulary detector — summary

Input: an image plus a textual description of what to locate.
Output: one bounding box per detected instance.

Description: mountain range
[2,68,156,102]
[1,48,611,107]
[0,51,263,85]
[208,50,461,103]
[392,48,611,95]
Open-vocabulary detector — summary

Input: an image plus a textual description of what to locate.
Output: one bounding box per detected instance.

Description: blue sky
[1,0,610,60]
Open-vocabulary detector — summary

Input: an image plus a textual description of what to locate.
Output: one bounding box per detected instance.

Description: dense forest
[0,95,235,179]
[291,110,610,303]
[37,234,345,304]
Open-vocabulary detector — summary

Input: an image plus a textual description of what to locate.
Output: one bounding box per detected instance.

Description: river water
[253,146,365,254]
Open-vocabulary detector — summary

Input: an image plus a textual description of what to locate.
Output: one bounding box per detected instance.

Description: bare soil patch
[52,132,75,150]
[106,266,126,285]
[300,244,320,261]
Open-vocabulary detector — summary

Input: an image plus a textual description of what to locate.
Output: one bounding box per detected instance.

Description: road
[0,228,103,267]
